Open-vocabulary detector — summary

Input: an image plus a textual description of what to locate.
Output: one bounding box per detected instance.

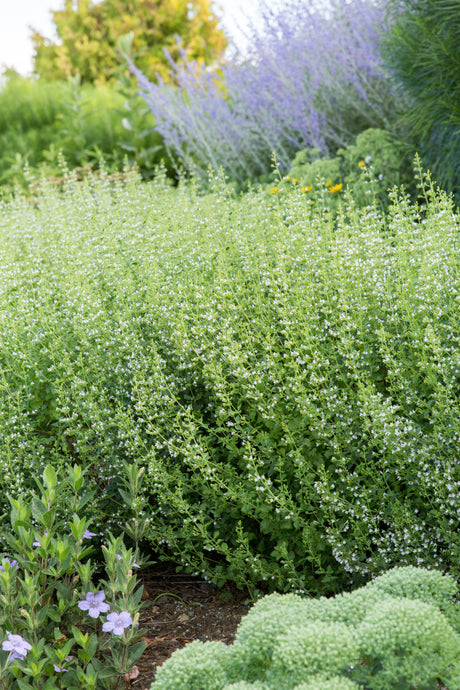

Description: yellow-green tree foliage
[32,0,227,84]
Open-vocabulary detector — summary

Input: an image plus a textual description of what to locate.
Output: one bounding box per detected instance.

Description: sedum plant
[150,566,460,690]
[0,463,146,689]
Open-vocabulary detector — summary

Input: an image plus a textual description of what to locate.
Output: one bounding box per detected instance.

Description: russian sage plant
[125,0,402,183]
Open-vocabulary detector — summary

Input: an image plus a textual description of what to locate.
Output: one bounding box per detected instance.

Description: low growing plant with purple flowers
[124,0,404,184]
[0,463,146,689]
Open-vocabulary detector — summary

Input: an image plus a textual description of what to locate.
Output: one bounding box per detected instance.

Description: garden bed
[132,567,250,689]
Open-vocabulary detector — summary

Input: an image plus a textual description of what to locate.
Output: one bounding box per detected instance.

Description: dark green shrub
[381,0,460,203]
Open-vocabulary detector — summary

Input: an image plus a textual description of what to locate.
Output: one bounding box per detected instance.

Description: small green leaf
[31,497,47,522]
[43,464,57,490]
[127,640,147,666]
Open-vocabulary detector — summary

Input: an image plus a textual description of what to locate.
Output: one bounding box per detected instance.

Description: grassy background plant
[0,73,168,192]
[381,0,460,203]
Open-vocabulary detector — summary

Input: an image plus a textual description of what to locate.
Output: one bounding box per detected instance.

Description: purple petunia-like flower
[0,558,18,572]
[2,632,32,661]
[78,591,110,619]
[82,530,96,540]
[102,611,133,636]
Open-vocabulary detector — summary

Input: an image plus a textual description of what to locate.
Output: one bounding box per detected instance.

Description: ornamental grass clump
[0,462,146,689]
[124,0,401,183]
[150,566,460,690]
[381,0,460,204]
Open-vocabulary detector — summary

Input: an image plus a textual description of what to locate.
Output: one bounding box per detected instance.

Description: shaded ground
[129,565,252,689]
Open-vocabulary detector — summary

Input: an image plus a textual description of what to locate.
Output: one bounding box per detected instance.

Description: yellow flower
[328,183,343,193]
[292,177,299,184]
[300,185,312,193]
[325,179,332,188]
[269,186,279,194]
[283,175,290,181]
[358,160,366,168]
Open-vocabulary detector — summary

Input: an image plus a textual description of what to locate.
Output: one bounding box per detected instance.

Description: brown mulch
[129,565,252,689]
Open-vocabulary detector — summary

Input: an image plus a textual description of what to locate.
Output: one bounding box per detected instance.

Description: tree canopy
[32,0,227,84]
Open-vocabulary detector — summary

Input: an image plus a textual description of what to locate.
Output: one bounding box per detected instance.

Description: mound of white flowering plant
[0,463,146,689]
[3,161,460,597]
[150,565,460,690]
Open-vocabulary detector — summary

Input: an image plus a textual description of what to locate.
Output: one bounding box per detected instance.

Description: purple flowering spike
[78,591,110,618]
[2,632,32,661]
[129,0,395,184]
[102,611,133,635]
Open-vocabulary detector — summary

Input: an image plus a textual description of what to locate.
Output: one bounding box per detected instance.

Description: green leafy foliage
[150,566,460,690]
[32,0,226,84]
[147,641,232,690]
[381,0,460,202]
[0,463,146,689]
[0,74,169,191]
[284,128,415,214]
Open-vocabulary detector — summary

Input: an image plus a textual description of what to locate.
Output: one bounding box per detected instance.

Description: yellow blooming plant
[328,182,343,193]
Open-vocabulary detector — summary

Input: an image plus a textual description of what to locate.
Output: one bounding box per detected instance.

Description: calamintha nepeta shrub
[150,566,460,690]
[3,166,460,595]
[0,462,146,689]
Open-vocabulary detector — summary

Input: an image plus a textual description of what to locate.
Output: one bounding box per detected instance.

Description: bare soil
[129,565,252,689]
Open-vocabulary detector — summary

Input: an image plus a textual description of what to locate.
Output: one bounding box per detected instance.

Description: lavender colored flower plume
[128,0,397,183]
